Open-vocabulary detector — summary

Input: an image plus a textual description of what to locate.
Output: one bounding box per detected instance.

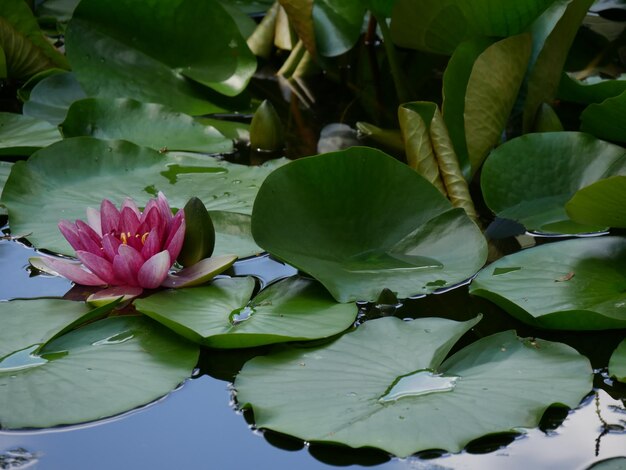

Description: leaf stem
[375,14,410,104]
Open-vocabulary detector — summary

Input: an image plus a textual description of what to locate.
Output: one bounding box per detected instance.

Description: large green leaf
[22,71,86,125]
[135,276,358,348]
[0,112,60,156]
[0,137,284,257]
[235,316,592,457]
[0,308,198,428]
[481,132,626,233]
[65,0,256,114]
[0,0,68,79]
[312,0,366,57]
[0,161,12,200]
[470,236,626,329]
[60,98,233,154]
[251,147,487,302]
[580,90,626,144]
[566,176,626,228]
[609,338,626,382]
[391,0,553,55]
[523,0,595,131]
[443,35,531,179]
[558,73,626,105]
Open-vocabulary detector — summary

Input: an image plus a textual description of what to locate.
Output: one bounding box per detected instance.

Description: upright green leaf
[523,0,594,131]
[558,73,626,104]
[236,316,592,456]
[65,0,256,114]
[312,0,366,57]
[391,0,553,55]
[278,0,317,55]
[566,176,626,228]
[580,90,626,144]
[609,339,626,382]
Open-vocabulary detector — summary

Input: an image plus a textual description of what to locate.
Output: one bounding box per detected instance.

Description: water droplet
[378,370,459,403]
[346,392,357,397]
[92,330,134,346]
[0,345,47,373]
[232,179,242,184]
[229,305,256,325]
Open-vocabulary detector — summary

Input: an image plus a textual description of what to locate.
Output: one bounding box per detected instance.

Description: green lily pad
[0,112,61,156]
[0,161,13,200]
[235,316,592,457]
[481,132,626,233]
[391,0,552,55]
[470,236,626,330]
[566,176,626,228]
[0,137,284,257]
[22,72,86,125]
[581,90,626,144]
[210,211,261,258]
[60,98,232,154]
[588,458,626,470]
[134,276,357,348]
[608,339,626,382]
[0,309,198,428]
[65,0,256,114]
[312,0,366,57]
[251,147,487,302]
[442,34,531,179]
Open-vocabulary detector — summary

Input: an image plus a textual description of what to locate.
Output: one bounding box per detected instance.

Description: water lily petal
[100,199,120,235]
[137,206,163,243]
[38,256,106,286]
[141,227,162,259]
[156,192,173,224]
[87,286,143,307]
[75,220,104,256]
[138,250,171,289]
[85,207,102,236]
[161,254,237,288]
[76,250,118,285]
[112,245,144,286]
[119,206,140,235]
[121,197,141,219]
[58,220,85,252]
[164,211,185,262]
[102,233,121,261]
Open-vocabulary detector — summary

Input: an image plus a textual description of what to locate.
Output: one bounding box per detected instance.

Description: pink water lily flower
[40,192,185,293]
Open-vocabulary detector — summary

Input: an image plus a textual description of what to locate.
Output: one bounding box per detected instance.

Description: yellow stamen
[141,232,149,244]
[120,232,128,245]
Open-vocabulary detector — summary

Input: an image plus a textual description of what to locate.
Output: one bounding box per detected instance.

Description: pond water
[0,235,624,469]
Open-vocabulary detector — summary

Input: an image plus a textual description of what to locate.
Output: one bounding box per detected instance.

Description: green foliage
[0,112,60,156]
[609,339,626,382]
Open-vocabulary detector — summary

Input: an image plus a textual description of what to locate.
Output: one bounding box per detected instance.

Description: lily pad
[60,98,233,154]
[0,310,198,428]
[22,71,87,125]
[566,176,626,228]
[235,316,592,457]
[581,90,626,144]
[0,112,61,156]
[65,0,256,114]
[135,276,357,348]
[251,147,487,302]
[0,161,13,198]
[470,236,626,330]
[481,132,626,233]
[608,339,626,382]
[1,137,283,257]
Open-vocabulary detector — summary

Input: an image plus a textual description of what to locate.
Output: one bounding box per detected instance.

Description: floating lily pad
[609,339,626,382]
[1,137,283,257]
[65,0,256,114]
[588,458,626,470]
[566,176,626,228]
[22,72,86,125]
[470,236,626,330]
[0,310,198,428]
[481,132,626,233]
[581,90,626,144]
[235,316,592,457]
[60,98,232,154]
[251,147,487,302]
[135,276,357,348]
[0,112,61,156]
[0,161,13,198]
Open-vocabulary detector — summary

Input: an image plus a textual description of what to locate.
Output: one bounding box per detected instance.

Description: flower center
[119,231,150,245]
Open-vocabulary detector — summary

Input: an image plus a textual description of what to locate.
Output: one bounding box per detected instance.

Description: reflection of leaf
[252,147,487,302]
[0,313,198,429]
[135,277,358,348]
[608,338,626,382]
[471,236,626,329]
[481,132,626,233]
[236,316,592,457]
[0,0,68,79]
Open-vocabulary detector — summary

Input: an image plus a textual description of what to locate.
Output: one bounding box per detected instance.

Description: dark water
[0,238,625,470]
